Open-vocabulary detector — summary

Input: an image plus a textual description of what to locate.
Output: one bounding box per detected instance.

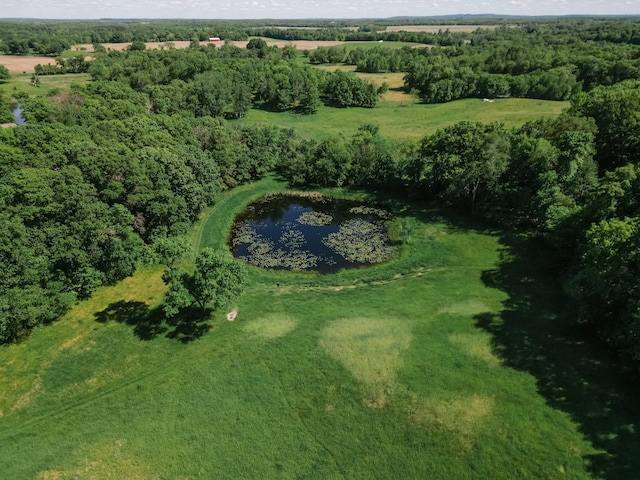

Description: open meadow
[0,73,92,97]
[243,97,569,140]
[1,176,638,479]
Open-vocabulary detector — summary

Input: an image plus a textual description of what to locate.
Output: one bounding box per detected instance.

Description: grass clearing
[242,98,569,140]
[1,177,639,479]
[0,73,91,97]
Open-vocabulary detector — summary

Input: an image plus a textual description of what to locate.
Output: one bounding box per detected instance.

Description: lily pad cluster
[323,219,398,263]
[229,194,398,273]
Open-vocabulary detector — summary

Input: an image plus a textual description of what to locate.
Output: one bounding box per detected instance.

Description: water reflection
[229,194,397,274]
[11,102,25,125]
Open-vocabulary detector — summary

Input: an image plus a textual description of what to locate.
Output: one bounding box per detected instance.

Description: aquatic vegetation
[229,193,397,273]
[233,223,319,270]
[279,229,306,249]
[297,211,333,226]
[323,218,398,263]
[349,206,392,220]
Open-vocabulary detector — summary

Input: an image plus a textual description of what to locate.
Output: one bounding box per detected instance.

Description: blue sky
[1,0,638,19]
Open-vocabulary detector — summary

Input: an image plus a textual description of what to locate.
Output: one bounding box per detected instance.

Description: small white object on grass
[227,308,238,321]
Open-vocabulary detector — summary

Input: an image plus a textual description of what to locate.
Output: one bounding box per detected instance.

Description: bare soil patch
[0,55,56,74]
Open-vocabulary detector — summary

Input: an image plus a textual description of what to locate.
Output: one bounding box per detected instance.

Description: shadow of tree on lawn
[477,233,640,479]
[94,301,210,343]
[165,306,212,344]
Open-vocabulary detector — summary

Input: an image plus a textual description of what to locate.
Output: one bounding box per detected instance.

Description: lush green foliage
[1,22,640,480]
[0,89,14,123]
[302,23,640,103]
[0,65,9,81]
[0,83,300,342]
[33,55,91,76]
[1,178,639,479]
[321,69,379,108]
[163,248,245,316]
[86,46,377,115]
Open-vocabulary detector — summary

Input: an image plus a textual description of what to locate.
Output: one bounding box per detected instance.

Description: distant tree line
[2,17,640,56]
[307,24,640,103]
[0,18,477,56]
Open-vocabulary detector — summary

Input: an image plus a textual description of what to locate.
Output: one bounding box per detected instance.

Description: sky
[1,0,638,19]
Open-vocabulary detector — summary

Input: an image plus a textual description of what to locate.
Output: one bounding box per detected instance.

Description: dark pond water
[229,194,398,274]
[11,102,25,125]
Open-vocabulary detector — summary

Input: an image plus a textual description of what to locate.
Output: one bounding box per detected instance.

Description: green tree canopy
[163,248,245,317]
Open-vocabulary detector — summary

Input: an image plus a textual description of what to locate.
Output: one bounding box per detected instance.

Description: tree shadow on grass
[94,301,210,343]
[95,301,167,341]
[477,233,640,479]
[164,306,212,344]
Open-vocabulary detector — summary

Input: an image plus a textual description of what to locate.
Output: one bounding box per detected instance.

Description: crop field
[243,97,570,140]
[1,176,638,479]
[0,55,56,75]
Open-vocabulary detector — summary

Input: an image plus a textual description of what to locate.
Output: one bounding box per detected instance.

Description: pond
[229,193,398,274]
[10,102,25,125]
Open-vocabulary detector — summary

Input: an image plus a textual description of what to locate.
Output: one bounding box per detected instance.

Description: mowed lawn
[242,97,569,140]
[1,176,638,479]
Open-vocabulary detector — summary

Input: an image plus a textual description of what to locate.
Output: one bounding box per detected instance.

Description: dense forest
[1,19,640,366]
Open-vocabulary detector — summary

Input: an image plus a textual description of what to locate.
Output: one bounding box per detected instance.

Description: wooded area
[1,17,639,365]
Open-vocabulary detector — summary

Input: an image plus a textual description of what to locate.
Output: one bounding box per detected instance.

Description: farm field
[243,98,570,140]
[0,55,56,74]
[1,176,638,479]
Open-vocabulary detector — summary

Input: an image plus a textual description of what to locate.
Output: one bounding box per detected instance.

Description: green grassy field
[242,97,569,140]
[0,73,91,97]
[1,176,638,479]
